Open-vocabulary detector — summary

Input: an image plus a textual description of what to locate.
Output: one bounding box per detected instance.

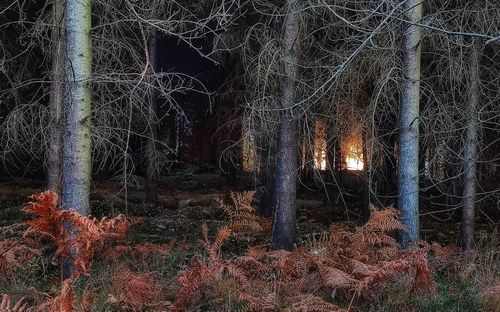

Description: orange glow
[314,118,327,170]
[346,154,364,171]
[342,128,364,171]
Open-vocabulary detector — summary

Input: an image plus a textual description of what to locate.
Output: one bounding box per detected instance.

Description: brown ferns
[174,205,436,311]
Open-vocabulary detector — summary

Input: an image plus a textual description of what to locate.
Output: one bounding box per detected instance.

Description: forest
[0,0,499,311]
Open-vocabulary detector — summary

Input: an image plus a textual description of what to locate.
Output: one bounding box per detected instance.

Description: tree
[145,30,159,206]
[47,0,65,196]
[271,0,300,251]
[398,0,423,248]
[61,0,92,215]
[460,40,481,251]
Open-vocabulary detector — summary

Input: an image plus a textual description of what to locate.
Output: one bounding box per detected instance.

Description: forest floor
[0,177,499,311]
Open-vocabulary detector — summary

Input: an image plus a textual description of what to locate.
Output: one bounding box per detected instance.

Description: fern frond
[35,278,75,312]
[320,266,359,289]
[286,294,346,312]
[0,239,41,281]
[0,294,31,312]
[246,245,268,260]
[109,267,168,309]
[238,293,278,312]
[362,205,408,234]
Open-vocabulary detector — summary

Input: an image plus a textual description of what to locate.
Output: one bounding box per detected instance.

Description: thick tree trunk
[271,1,300,251]
[460,41,481,251]
[47,0,65,196]
[61,0,92,215]
[398,0,422,248]
[145,31,159,206]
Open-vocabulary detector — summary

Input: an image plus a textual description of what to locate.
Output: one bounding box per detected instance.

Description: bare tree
[271,0,300,251]
[47,0,65,197]
[61,0,92,215]
[460,39,482,251]
[398,0,423,248]
[145,30,159,206]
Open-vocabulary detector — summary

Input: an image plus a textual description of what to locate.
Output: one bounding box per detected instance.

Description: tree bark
[145,31,159,206]
[360,129,370,222]
[398,0,422,248]
[271,1,300,251]
[460,40,481,251]
[61,0,92,215]
[47,0,65,197]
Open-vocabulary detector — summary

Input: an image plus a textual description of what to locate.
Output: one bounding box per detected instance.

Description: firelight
[346,155,364,171]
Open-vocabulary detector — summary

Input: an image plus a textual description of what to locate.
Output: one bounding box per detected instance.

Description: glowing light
[313,118,327,170]
[346,155,364,171]
[342,127,365,171]
[314,149,327,170]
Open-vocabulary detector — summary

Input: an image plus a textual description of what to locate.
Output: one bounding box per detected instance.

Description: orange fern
[216,191,271,234]
[22,191,136,278]
[174,206,437,310]
[21,192,138,310]
[0,239,40,282]
[0,294,30,312]
[108,267,168,310]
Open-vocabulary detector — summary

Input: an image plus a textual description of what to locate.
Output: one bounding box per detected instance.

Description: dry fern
[35,278,75,312]
[0,294,31,312]
[216,191,271,235]
[20,191,138,311]
[285,295,346,312]
[174,206,437,310]
[108,267,169,310]
[0,239,41,282]
[22,191,137,278]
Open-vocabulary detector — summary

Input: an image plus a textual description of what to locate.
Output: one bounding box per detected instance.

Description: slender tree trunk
[272,1,300,251]
[384,131,396,195]
[460,41,481,251]
[61,0,92,215]
[145,31,159,206]
[360,130,370,222]
[256,134,275,217]
[47,0,65,196]
[398,0,422,248]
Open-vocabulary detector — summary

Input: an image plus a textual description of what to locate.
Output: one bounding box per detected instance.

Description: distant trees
[423,1,500,250]
[0,0,499,254]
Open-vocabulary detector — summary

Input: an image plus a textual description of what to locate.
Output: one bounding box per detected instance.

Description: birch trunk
[145,31,159,206]
[61,0,92,215]
[47,0,65,196]
[460,41,481,251]
[398,0,422,248]
[271,1,300,251]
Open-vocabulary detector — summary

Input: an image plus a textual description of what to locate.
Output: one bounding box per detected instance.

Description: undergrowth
[0,191,497,311]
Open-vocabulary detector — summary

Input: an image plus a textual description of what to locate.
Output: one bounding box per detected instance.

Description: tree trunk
[360,129,370,222]
[145,31,159,206]
[384,131,396,195]
[61,0,92,215]
[271,1,300,251]
[398,0,422,248]
[460,41,481,251]
[47,0,65,197]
